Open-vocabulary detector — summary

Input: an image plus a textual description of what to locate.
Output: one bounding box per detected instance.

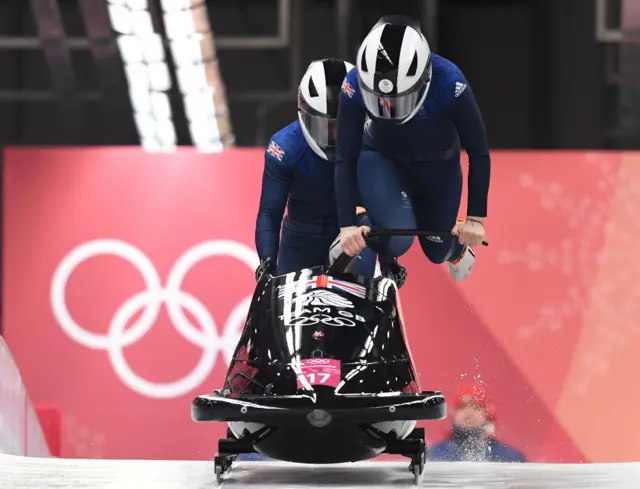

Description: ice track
[1,454,639,488]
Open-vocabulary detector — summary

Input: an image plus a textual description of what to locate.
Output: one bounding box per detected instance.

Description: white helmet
[356,16,432,124]
[298,58,354,161]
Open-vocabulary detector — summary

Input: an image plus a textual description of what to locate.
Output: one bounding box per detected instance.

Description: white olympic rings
[50,239,259,399]
[304,359,331,365]
[287,313,356,328]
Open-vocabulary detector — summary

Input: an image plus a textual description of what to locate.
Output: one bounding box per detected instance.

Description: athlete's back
[255,120,337,265]
[273,121,337,228]
[336,51,490,230]
[341,54,477,163]
[334,16,489,283]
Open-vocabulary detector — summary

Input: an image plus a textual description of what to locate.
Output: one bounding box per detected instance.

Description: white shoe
[448,246,475,281]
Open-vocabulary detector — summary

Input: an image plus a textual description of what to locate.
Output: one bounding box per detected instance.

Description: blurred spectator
[429,384,526,462]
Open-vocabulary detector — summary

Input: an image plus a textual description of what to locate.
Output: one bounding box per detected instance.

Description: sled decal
[278,275,366,300]
[296,358,342,389]
[325,277,366,299]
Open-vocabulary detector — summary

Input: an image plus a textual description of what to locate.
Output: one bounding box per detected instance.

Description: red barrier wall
[3,147,640,462]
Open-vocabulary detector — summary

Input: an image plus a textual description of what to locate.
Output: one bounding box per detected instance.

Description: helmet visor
[358,61,431,121]
[300,109,338,148]
[360,79,428,121]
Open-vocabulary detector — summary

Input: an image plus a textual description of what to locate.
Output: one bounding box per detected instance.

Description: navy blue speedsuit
[255,120,377,276]
[335,54,491,263]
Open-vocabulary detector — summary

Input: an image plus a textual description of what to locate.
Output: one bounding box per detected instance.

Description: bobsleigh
[191,231,481,484]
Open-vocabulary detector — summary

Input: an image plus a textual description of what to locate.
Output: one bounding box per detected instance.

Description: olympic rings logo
[50,239,259,399]
[286,313,356,328]
[304,359,331,365]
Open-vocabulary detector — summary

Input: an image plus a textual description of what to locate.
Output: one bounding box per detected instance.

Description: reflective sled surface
[192,265,446,483]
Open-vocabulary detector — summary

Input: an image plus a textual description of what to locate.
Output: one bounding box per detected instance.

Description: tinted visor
[359,63,431,121]
[300,108,338,149]
[360,79,428,121]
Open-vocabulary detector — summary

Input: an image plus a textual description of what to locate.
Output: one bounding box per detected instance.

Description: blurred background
[1,0,639,467]
[0,0,637,149]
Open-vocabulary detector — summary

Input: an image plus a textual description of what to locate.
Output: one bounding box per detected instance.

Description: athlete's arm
[335,74,367,228]
[255,144,293,263]
[451,75,491,220]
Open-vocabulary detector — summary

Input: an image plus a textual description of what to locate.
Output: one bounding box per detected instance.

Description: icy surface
[1,454,639,488]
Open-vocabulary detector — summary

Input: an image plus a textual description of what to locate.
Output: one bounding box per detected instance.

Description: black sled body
[192,265,446,465]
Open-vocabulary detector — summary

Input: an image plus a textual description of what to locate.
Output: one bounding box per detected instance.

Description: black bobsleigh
[191,231,483,484]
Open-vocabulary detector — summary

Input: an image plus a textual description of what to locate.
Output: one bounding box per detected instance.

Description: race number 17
[302,372,332,384]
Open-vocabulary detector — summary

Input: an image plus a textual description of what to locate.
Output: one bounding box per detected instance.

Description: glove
[255,258,277,282]
[380,258,407,289]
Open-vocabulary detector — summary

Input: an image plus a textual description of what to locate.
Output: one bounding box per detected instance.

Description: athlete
[334,15,490,281]
[254,57,407,285]
[243,59,406,462]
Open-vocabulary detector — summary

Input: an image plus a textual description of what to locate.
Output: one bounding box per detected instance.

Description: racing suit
[255,120,378,276]
[335,54,491,264]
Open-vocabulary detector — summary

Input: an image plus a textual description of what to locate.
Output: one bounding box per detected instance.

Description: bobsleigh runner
[191,230,488,485]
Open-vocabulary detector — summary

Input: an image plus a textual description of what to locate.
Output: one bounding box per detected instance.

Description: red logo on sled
[296,358,341,389]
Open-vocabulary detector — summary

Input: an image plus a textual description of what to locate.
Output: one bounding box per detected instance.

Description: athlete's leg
[347,246,378,277]
[357,149,416,258]
[277,231,328,274]
[350,208,406,285]
[404,153,475,280]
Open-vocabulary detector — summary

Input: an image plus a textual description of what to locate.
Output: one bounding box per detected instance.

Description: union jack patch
[278,275,366,300]
[267,141,285,161]
[325,276,366,299]
[341,79,355,98]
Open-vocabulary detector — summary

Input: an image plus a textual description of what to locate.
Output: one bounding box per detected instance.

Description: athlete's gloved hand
[380,258,407,288]
[255,258,277,282]
[452,218,486,247]
[339,225,370,256]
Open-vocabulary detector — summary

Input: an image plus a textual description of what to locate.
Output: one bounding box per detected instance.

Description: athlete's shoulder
[344,66,358,85]
[265,120,305,165]
[339,67,361,103]
[431,53,464,80]
[429,53,468,103]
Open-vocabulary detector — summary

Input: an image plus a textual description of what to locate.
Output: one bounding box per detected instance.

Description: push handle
[327,228,488,276]
[366,229,488,247]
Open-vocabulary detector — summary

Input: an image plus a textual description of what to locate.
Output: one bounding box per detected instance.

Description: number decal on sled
[296,359,341,389]
[305,372,332,384]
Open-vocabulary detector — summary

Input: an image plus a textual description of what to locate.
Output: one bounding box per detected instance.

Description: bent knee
[365,235,413,257]
[419,237,455,264]
[386,236,414,257]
